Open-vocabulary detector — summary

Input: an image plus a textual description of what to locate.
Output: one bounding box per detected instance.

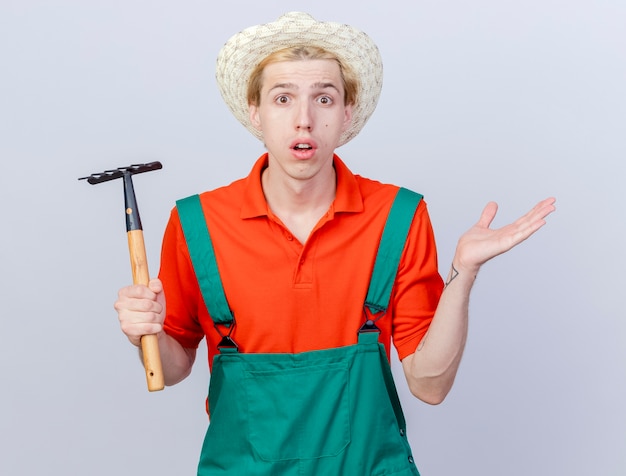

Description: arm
[402,197,556,405]
[115,278,196,386]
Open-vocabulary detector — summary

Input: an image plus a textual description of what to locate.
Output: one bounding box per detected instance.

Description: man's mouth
[293,143,313,150]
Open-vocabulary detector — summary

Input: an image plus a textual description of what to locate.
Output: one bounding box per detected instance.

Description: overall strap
[364,187,423,315]
[360,187,422,441]
[176,194,234,326]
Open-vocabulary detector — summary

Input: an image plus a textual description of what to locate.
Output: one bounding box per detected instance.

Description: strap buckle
[214,318,238,352]
[358,307,384,334]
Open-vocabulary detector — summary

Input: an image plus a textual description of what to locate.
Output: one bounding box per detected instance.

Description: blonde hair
[247,46,359,107]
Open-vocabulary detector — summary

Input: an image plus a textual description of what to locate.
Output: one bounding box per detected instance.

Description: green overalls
[177,188,423,476]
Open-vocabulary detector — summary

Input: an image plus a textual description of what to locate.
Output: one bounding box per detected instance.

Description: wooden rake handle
[127,228,165,391]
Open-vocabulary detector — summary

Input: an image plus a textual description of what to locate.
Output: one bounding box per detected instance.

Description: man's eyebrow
[312,82,341,94]
[267,82,341,93]
[268,82,298,92]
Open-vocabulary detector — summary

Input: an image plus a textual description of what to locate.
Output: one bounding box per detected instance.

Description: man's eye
[276,96,289,104]
[319,96,332,105]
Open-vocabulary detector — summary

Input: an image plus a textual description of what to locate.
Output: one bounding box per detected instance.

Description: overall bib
[177,188,423,476]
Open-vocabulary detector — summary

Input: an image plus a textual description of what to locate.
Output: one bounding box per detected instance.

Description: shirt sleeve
[159,207,206,350]
[391,200,444,360]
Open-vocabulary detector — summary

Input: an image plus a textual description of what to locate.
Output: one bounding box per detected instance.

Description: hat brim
[216,12,383,147]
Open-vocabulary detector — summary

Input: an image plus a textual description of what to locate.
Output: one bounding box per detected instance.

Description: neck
[261,162,336,243]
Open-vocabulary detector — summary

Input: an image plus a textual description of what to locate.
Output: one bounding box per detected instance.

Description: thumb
[148,278,166,318]
[477,202,498,229]
[148,278,163,294]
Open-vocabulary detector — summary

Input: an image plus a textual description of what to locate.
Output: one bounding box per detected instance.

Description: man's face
[249,59,353,183]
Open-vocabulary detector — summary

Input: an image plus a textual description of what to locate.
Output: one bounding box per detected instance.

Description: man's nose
[295,102,312,130]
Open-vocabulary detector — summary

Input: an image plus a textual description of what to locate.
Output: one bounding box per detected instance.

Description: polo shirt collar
[240,153,364,219]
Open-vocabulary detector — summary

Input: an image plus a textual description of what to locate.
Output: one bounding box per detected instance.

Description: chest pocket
[244,358,351,461]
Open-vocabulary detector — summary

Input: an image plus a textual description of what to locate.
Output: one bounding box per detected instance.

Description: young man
[115,12,556,475]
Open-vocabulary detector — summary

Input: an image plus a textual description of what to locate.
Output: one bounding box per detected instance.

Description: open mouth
[293,144,313,151]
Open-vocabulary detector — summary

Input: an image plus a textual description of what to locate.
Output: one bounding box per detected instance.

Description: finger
[509,198,556,242]
[511,197,556,228]
[148,278,163,294]
[117,283,157,301]
[530,197,557,218]
[116,303,164,341]
[120,320,163,347]
[118,310,163,328]
[116,297,163,314]
[536,197,557,220]
[476,201,498,228]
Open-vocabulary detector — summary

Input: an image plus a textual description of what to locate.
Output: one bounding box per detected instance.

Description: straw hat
[216,12,383,146]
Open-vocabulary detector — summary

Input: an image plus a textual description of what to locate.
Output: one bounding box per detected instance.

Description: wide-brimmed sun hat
[216,12,383,147]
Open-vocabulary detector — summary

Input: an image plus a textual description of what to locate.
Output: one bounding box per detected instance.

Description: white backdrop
[1,1,624,475]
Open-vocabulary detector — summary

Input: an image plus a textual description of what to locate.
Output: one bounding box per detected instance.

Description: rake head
[78,162,162,184]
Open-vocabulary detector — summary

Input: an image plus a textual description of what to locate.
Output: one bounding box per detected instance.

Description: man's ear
[342,104,353,132]
[249,104,261,130]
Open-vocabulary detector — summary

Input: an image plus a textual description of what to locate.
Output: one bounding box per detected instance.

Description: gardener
[114,12,555,475]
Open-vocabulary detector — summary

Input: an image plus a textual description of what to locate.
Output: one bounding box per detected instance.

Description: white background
[1,1,624,475]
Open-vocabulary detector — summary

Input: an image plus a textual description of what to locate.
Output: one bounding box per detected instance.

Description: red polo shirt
[160,154,443,368]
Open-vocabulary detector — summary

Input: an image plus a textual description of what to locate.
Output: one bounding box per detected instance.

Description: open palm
[455,197,557,272]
